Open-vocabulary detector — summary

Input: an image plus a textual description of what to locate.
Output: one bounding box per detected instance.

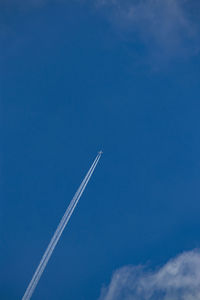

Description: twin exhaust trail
[22,152,102,300]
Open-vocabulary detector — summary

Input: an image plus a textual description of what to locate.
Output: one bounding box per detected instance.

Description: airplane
[98,150,103,155]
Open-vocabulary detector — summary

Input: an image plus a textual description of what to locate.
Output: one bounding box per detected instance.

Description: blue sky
[1,1,200,299]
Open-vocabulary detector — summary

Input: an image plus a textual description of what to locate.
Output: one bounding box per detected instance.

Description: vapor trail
[22,152,102,300]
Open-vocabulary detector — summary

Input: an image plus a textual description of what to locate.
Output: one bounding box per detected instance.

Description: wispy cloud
[96,0,200,63]
[98,250,200,300]
[1,0,200,64]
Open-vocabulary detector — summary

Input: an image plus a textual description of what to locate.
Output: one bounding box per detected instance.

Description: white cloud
[1,0,199,63]
[96,0,200,61]
[98,250,200,300]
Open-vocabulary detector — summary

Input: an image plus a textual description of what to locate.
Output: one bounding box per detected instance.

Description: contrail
[22,152,102,300]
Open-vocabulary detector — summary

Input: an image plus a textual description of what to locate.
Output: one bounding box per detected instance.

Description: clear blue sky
[1,1,200,299]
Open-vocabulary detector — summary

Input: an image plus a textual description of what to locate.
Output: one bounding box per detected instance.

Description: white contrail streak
[22,152,102,300]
